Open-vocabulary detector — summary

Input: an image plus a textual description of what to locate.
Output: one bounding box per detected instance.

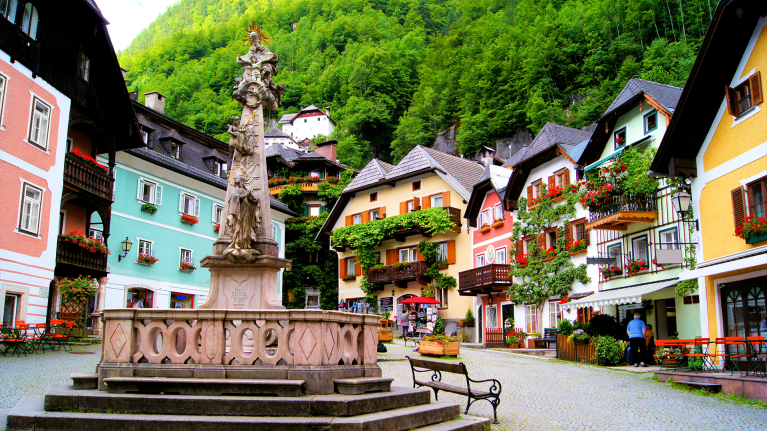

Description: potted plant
[369,263,387,273]
[378,328,393,342]
[136,254,159,265]
[419,334,460,356]
[458,309,475,327]
[181,214,199,225]
[505,334,521,348]
[180,262,196,272]
[600,265,623,280]
[392,261,411,270]
[528,332,542,348]
[625,258,649,277]
[342,274,356,281]
[517,331,527,348]
[567,329,590,345]
[141,203,158,214]
[436,260,449,270]
[735,215,767,244]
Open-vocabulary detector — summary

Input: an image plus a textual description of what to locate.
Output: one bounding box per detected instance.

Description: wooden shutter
[414,197,421,211]
[564,224,573,246]
[380,206,386,218]
[446,240,456,264]
[155,185,163,205]
[339,257,346,279]
[515,240,523,257]
[386,249,398,265]
[361,211,370,223]
[355,259,361,276]
[527,186,533,201]
[563,169,570,187]
[443,191,450,207]
[548,176,556,192]
[416,247,425,261]
[724,86,738,116]
[136,178,144,200]
[751,71,763,105]
[400,201,407,215]
[731,187,746,230]
[538,233,545,251]
[178,193,185,213]
[421,195,431,210]
[345,215,353,227]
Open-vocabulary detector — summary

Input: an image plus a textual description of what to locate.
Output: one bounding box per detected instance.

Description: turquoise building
[98,96,296,310]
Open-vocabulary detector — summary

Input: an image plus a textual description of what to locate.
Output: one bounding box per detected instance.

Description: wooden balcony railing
[585,193,658,231]
[0,19,40,75]
[367,267,392,284]
[458,264,512,294]
[56,238,108,275]
[64,153,113,201]
[269,182,320,195]
[367,261,431,287]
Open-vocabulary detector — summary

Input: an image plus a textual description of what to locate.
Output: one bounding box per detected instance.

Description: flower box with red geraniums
[69,149,109,174]
[515,254,529,267]
[60,231,110,254]
[600,265,622,280]
[625,258,649,277]
[342,274,356,281]
[566,239,587,255]
[735,215,767,243]
[179,262,196,272]
[181,214,199,225]
[392,261,411,270]
[540,247,557,261]
[136,254,158,265]
[559,295,570,304]
[368,264,387,273]
[214,223,220,232]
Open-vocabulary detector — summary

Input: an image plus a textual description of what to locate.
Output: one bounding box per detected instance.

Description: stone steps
[45,384,431,417]
[413,416,493,431]
[103,377,305,397]
[334,377,393,394]
[8,395,463,431]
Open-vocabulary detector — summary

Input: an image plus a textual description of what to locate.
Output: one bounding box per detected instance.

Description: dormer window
[214,160,227,177]
[1,0,18,23]
[171,142,180,159]
[140,129,149,144]
[20,2,38,40]
[78,52,90,82]
[613,127,626,150]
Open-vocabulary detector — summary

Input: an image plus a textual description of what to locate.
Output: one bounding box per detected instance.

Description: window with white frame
[179,193,199,216]
[369,208,380,220]
[0,73,6,124]
[435,288,448,308]
[180,248,193,266]
[659,228,679,249]
[407,200,415,213]
[214,160,227,177]
[399,247,418,262]
[493,203,504,220]
[523,237,532,254]
[431,193,443,208]
[212,204,223,224]
[607,243,622,269]
[531,179,542,198]
[549,302,563,328]
[632,235,648,263]
[436,242,448,263]
[137,179,162,204]
[18,183,42,235]
[138,239,153,257]
[495,247,507,265]
[480,209,492,227]
[352,213,362,225]
[525,304,538,333]
[28,97,51,149]
[89,227,103,241]
[555,170,566,189]
[345,256,356,276]
[476,253,485,267]
[309,205,321,217]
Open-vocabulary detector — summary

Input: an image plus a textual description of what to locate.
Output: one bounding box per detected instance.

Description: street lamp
[671,190,699,231]
[118,237,133,262]
[391,289,395,298]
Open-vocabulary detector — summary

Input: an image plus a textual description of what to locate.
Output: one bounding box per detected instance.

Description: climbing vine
[509,184,590,333]
[418,240,457,298]
[331,207,456,306]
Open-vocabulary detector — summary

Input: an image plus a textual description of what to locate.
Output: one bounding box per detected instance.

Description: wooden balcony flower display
[625,258,649,277]
[60,231,110,254]
[392,261,411,270]
[141,203,158,214]
[566,239,588,255]
[181,214,199,225]
[69,148,109,174]
[419,335,460,357]
[136,254,159,266]
[600,265,622,280]
[735,215,767,244]
[478,224,491,233]
[368,264,387,273]
[378,328,393,342]
[180,262,196,272]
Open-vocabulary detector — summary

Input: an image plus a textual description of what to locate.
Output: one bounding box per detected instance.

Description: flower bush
[141,203,158,214]
[566,239,587,253]
[59,276,99,305]
[181,214,199,225]
[515,254,529,265]
[559,295,570,304]
[594,336,624,366]
[505,334,521,345]
[567,329,590,343]
[369,264,387,273]
[60,231,110,254]
[137,254,158,265]
[651,257,665,270]
[541,247,557,258]
[600,265,623,280]
[422,334,455,344]
[69,149,108,173]
[735,215,767,240]
[286,216,319,225]
[180,262,196,271]
[392,261,411,270]
[625,258,649,277]
[214,223,220,232]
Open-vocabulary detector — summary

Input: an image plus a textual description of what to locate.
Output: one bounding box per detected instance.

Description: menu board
[379,296,394,313]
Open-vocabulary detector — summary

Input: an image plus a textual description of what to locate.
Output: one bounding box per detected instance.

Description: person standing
[399,310,409,338]
[627,312,647,367]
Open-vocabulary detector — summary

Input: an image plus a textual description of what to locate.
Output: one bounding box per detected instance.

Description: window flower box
[60,232,110,254]
[392,261,411,270]
[181,214,199,225]
[136,254,159,265]
[625,258,649,277]
[436,260,449,270]
[180,262,196,272]
[540,247,557,261]
[69,149,109,174]
[515,254,529,268]
[214,223,220,232]
[141,203,157,214]
[378,329,393,342]
[491,219,504,228]
[747,232,767,244]
[566,239,588,256]
[736,216,767,243]
[478,224,492,233]
[600,265,622,280]
[342,274,357,281]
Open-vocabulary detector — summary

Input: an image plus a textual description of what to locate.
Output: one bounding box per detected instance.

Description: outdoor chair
[49,319,74,352]
[684,338,711,373]
[724,337,754,377]
[710,338,731,372]
[745,336,766,378]
[32,323,54,352]
[1,325,29,357]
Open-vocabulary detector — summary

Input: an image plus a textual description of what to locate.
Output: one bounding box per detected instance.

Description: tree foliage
[317,168,354,208]
[120,0,710,164]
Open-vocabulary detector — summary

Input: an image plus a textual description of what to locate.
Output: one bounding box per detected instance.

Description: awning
[562,279,678,309]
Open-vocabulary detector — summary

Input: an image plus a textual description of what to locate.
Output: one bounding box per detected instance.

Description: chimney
[129,92,138,102]
[315,141,337,162]
[144,91,166,115]
[325,106,331,117]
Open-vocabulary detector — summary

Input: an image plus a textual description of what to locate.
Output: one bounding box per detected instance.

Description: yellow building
[651,0,767,342]
[316,145,484,332]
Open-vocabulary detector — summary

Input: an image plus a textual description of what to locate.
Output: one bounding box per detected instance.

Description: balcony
[0,18,39,75]
[269,182,320,195]
[367,261,431,288]
[63,153,114,201]
[458,264,512,296]
[56,237,108,276]
[585,193,658,231]
[389,207,462,242]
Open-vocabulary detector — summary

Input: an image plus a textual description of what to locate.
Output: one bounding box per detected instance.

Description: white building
[264,126,299,150]
[279,105,336,142]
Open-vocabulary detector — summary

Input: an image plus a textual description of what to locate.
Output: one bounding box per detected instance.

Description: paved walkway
[1,340,766,430]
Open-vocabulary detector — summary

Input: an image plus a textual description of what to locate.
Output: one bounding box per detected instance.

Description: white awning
[561,279,678,309]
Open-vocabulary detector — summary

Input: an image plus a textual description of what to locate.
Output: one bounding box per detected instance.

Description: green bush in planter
[558,319,575,336]
[141,203,158,214]
[594,336,624,366]
[433,316,445,335]
[505,335,521,345]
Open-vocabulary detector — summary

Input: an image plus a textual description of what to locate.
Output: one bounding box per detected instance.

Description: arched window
[20,2,37,40]
[0,0,18,23]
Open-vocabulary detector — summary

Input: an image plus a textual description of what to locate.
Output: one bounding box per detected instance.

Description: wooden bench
[406,356,501,424]
[404,329,432,347]
[533,328,558,348]
[671,380,722,393]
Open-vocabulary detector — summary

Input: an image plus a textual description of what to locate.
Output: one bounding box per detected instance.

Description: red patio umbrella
[398,296,441,305]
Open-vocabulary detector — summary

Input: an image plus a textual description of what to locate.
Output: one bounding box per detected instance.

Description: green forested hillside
[119,0,713,168]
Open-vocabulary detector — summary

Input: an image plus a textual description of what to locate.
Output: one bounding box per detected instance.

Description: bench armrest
[466,376,502,396]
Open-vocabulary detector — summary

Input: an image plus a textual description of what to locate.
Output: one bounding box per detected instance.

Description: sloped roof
[465,164,513,224]
[301,104,321,112]
[489,165,513,195]
[265,126,291,138]
[158,129,185,142]
[564,140,589,163]
[137,115,157,131]
[421,146,485,196]
[345,159,392,190]
[278,113,296,124]
[602,78,683,118]
[202,148,229,160]
[265,144,303,162]
[504,123,592,167]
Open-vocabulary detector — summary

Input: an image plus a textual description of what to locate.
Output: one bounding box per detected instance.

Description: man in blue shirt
[627,312,648,367]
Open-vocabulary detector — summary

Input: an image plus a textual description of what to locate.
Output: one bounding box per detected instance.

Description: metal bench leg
[432,388,439,401]
[491,398,500,424]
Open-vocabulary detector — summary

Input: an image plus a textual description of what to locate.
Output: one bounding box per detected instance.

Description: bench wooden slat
[409,358,465,374]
